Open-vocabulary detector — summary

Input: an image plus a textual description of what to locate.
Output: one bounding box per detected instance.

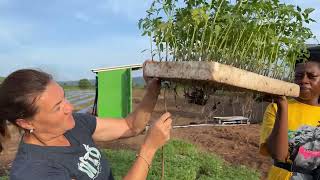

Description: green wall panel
[97,69,132,118]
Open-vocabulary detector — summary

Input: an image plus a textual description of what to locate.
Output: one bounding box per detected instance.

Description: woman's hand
[261,95,288,112]
[123,113,172,180]
[276,96,288,111]
[146,78,161,96]
[143,112,172,153]
[143,61,161,96]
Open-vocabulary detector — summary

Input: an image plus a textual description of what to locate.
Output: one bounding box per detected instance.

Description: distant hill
[133,76,145,87]
[58,79,95,86]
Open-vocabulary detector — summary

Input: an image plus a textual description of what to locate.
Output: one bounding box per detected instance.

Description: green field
[61,85,95,91]
[0,77,5,83]
[0,176,8,180]
[105,139,259,180]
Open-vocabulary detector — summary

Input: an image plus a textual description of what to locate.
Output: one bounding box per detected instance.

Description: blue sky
[0,0,319,81]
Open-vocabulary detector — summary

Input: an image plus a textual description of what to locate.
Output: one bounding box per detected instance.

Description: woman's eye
[308,75,318,79]
[295,75,302,79]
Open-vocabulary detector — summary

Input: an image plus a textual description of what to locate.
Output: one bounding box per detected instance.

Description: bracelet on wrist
[136,153,151,169]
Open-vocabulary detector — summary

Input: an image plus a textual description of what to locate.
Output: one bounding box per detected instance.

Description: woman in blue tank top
[0,62,172,180]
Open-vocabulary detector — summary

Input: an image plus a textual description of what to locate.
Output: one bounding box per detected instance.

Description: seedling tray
[144,61,299,97]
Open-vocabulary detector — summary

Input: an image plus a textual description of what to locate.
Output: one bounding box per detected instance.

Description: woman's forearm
[124,111,172,180]
[266,106,289,161]
[126,87,159,135]
[123,144,156,180]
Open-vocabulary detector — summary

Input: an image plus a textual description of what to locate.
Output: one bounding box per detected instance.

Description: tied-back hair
[295,45,320,65]
[0,69,52,152]
[294,45,320,104]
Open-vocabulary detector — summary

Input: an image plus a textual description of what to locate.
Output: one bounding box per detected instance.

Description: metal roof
[91,64,142,73]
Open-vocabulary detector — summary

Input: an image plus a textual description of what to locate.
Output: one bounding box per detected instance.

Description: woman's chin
[67,116,75,130]
[298,94,312,101]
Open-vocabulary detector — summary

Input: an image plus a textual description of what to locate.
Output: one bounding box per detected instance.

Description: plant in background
[139,0,316,80]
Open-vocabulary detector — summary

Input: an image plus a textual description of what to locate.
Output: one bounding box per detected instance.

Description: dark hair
[296,45,320,65]
[0,69,52,152]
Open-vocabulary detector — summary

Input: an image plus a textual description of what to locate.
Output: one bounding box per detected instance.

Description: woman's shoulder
[288,98,320,111]
[72,113,97,135]
[73,112,96,123]
[73,113,96,125]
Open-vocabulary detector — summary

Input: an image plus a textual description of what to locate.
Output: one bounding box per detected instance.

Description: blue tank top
[10,113,114,180]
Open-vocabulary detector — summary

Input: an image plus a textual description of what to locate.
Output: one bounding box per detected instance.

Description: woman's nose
[63,99,74,113]
[301,74,310,84]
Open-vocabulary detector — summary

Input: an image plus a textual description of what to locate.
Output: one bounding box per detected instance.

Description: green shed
[91,64,142,118]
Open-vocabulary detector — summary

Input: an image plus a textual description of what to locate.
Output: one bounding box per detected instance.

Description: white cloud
[0,33,149,81]
[98,0,152,21]
[73,12,104,25]
[74,12,90,23]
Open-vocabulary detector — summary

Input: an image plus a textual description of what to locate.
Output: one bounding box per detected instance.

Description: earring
[29,129,34,133]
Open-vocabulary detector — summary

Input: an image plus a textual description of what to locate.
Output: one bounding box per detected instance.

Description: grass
[0,176,8,180]
[103,139,260,180]
[0,77,5,84]
[0,140,259,179]
[0,170,8,180]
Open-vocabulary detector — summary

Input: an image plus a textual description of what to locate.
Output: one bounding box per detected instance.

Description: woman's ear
[15,119,34,131]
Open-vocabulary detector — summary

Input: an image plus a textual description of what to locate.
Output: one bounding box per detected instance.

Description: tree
[78,79,91,89]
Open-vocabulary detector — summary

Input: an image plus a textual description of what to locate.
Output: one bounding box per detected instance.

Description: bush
[0,176,8,180]
[78,79,91,89]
